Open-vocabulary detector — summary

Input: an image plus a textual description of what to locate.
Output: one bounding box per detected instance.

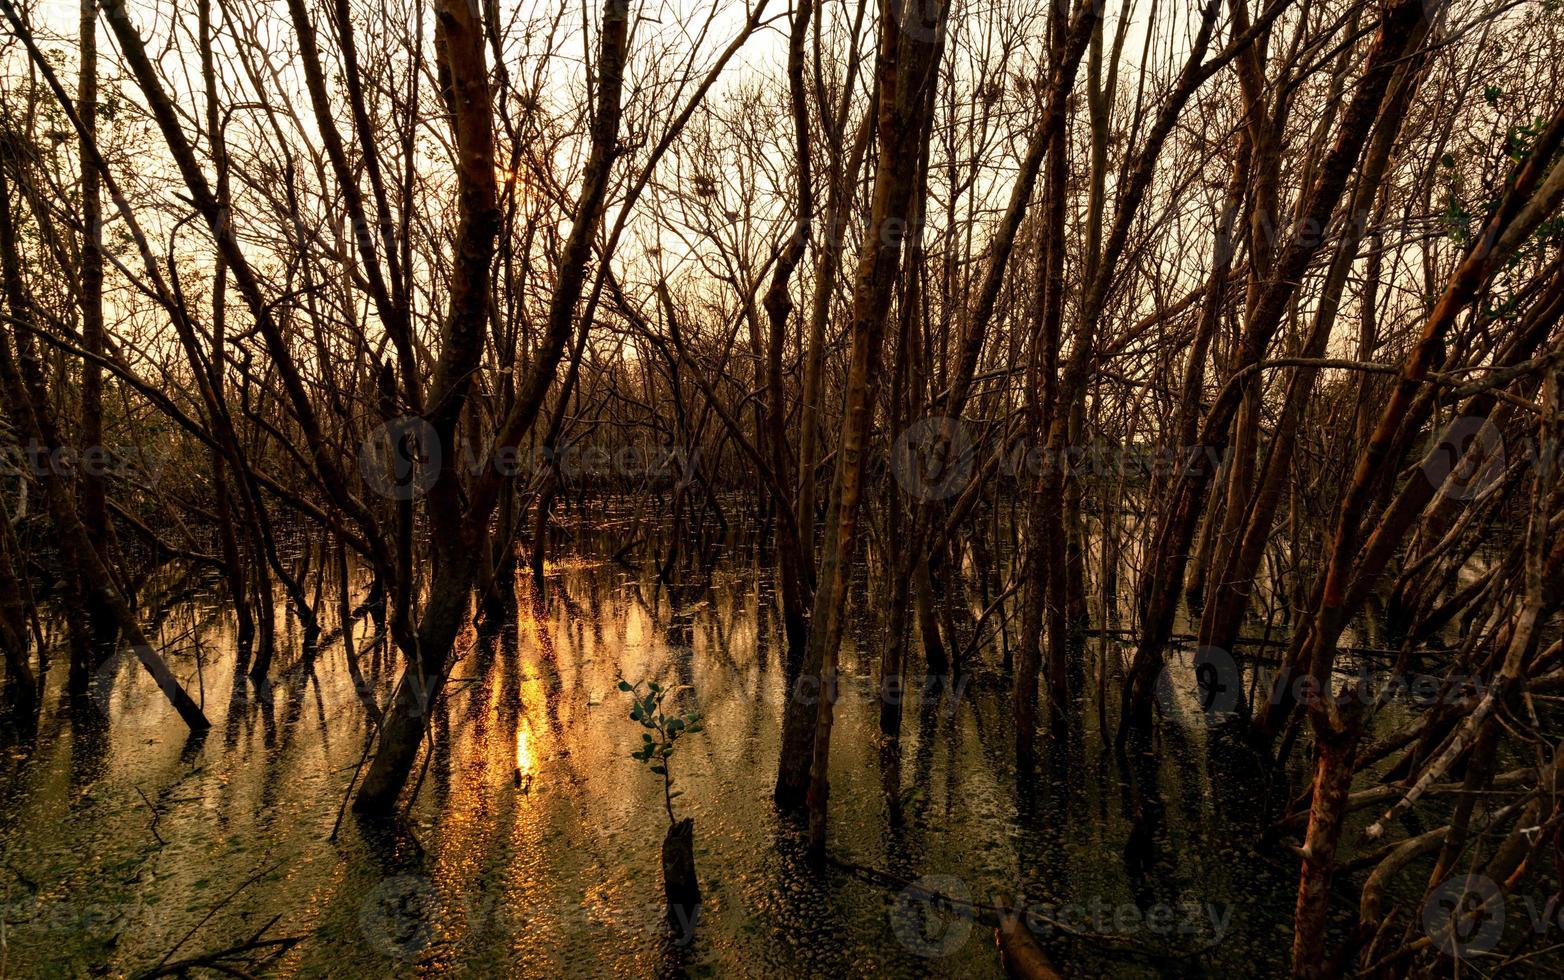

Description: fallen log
[996,918,1065,979]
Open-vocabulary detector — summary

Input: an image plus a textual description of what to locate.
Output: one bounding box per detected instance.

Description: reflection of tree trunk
[0,496,37,724]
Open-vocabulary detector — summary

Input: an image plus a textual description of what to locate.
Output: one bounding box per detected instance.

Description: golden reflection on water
[0,546,1296,977]
[515,726,533,786]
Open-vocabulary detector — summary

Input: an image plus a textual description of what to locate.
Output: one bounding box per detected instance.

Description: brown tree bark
[74,0,117,684]
[0,161,210,734]
[787,0,949,848]
[1120,0,1440,742]
[761,0,816,667]
[355,0,632,814]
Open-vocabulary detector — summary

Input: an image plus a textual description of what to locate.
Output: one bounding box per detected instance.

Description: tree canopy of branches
[2,0,1563,974]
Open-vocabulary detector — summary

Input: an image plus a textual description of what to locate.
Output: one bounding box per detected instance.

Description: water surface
[2,529,1311,977]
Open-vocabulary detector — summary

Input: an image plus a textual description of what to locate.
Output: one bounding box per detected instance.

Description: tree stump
[662,816,701,936]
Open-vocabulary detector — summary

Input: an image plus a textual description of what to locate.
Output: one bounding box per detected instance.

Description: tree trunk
[800,0,948,855]
[75,0,117,683]
[662,817,701,932]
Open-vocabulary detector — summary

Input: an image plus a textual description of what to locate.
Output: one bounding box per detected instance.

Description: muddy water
[1,539,1310,978]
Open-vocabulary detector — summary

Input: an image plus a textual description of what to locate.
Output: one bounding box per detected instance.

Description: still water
[1,528,1308,977]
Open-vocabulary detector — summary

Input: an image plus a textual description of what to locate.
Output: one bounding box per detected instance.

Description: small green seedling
[618,678,704,824]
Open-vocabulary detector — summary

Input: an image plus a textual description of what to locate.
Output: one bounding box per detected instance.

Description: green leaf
[618,681,633,692]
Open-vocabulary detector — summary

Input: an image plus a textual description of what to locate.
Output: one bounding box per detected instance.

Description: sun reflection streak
[515,723,535,791]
